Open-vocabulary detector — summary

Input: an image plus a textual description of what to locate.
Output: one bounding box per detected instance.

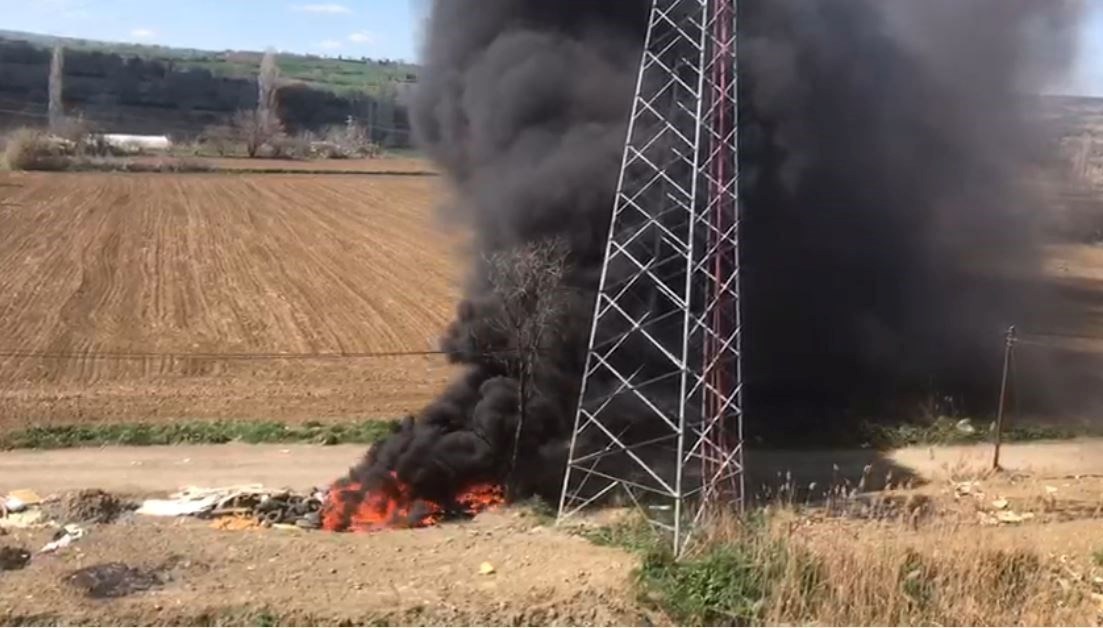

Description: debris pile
[136,485,325,529]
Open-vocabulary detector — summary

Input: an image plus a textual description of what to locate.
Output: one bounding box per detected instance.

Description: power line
[0,348,445,362]
[0,347,524,362]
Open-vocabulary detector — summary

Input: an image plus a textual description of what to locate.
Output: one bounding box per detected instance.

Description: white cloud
[347,31,376,45]
[293,3,351,14]
[317,39,343,50]
[129,28,156,41]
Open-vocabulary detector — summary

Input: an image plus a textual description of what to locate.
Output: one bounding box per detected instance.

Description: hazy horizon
[0,0,1100,96]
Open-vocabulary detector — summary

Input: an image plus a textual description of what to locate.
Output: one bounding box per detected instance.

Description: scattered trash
[479,561,496,575]
[136,489,228,517]
[1045,486,1059,494]
[210,516,264,532]
[980,510,1036,525]
[0,509,45,530]
[40,524,85,554]
[137,485,324,529]
[996,511,1035,524]
[66,563,163,599]
[992,498,1010,510]
[953,481,983,498]
[3,489,43,514]
[955,418,976,434]
[272,523,303,532]
[0,546,31,571]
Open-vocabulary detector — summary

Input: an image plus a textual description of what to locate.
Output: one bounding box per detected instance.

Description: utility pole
[48,45,64,133]
[993,325,1017,470]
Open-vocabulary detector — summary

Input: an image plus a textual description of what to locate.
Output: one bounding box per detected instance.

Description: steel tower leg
[557,0,743,557]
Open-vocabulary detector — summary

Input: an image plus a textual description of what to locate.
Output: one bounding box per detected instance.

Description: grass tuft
[0,419,398,451]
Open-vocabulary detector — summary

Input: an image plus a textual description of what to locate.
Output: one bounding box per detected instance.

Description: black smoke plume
[327,0,1083,520]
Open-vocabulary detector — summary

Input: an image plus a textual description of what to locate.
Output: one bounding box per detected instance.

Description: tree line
[0,38,414,147]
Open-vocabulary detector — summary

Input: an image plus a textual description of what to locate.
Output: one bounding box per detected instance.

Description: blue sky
[0,0,1100,94]
[1060,0,1103,97]
[0,0,426,61]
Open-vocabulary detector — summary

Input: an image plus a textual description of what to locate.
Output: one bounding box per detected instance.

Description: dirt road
[0,443,370,495]
[4,439,1103,497]
[3,440,1103,625]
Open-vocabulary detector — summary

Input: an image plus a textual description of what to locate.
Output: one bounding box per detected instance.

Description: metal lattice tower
[557,0,742,556]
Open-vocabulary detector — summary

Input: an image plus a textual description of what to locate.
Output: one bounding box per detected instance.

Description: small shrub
[199,124,237,157]
[267,133,311,159]
[1094,548,1103,567]
[638,545,778,625]
[320,122,381,159]
[2,128,72,171]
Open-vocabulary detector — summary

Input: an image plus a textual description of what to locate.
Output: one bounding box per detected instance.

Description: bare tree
[48,45,64,133]
[257,49,282,143]
[483,237,571,482]
[227,50,285,158]
[231,109,279,158]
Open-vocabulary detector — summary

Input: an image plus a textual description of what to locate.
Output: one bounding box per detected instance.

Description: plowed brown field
[0,171,460,431]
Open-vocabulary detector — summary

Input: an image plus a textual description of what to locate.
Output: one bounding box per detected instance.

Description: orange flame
[321,472,504,532]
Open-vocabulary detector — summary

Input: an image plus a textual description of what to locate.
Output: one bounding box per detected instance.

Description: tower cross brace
[557,0,743,557]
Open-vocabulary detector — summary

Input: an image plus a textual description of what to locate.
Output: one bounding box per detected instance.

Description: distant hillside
[0,29,418,96]
[0,30,417,146]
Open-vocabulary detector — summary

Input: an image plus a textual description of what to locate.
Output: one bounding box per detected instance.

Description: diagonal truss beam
[558,0,743,558]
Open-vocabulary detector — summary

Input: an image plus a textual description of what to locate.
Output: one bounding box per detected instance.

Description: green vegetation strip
[861,416,1081,449]
[0,419,398,450]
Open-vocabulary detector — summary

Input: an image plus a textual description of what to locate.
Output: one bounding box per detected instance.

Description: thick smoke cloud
[740,0,1081,435]
[331,0,1082,515]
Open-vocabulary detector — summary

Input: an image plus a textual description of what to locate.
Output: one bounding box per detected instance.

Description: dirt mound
[66,563,164,599]
[52,489,128,524]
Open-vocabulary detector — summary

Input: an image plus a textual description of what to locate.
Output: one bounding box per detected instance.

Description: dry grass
[596,478,1103,626]
[760,516,1096,626]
